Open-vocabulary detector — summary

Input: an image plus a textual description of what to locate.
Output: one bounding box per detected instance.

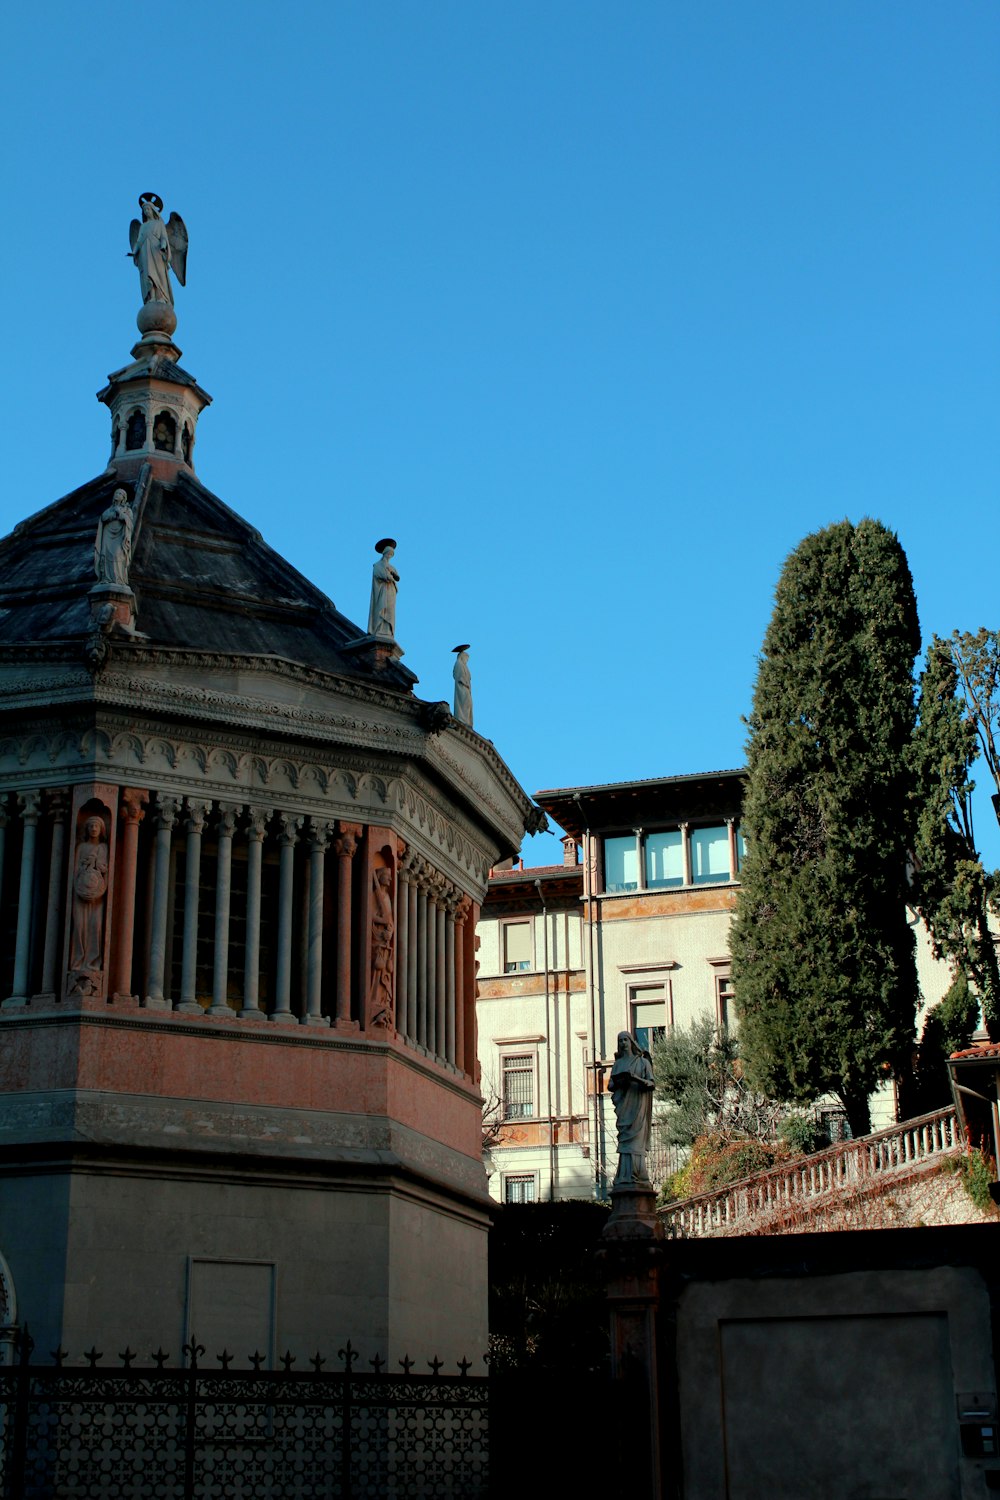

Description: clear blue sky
[2,3,998,864]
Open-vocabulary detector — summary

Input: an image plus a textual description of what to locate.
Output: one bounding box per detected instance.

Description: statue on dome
[452,644,473,727]
[94,489,134,588]
[368,539,399,640]
[128,193,188,307]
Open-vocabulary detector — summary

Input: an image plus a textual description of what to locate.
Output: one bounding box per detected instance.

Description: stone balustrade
[659,1106,961,1238]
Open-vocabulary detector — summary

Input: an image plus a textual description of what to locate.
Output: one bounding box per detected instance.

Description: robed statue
[129,193,188,306]
[452,645,473,727]
[368,539,399,640]
[608,1031,655,1189]
[94,489,134,588]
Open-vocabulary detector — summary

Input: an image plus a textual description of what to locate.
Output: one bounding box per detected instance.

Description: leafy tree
[730,519,921,1138]
[651,1013,782,1147]
[948,628,1000,801]
[908,637,1000,1033]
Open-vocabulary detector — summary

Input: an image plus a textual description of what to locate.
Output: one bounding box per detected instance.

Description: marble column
[241,806,270,1019]
[332,824,360,1032]
[416,870,429,1049]
[38,792,69,998]
[727,817,739,881]
[112,789,147,1002]
[303,820,331,1027]
[272,813,301,1022]
[435,883,448,1060]
[5,791,41,1007]
[0,801,8,921]
[406,864,419,1045]
[396,850,413,1041]
[145,796,180,1010]
[680,821,692,887]
[454,896,472,1074]
[176,799,211,1015]
[208,803,242,1016]
[444,890,458,1066]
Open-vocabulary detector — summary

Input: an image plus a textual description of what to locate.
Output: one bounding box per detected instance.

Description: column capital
[278,811,303,846]
[307,817,333,852]
[453,893,472,926]
[245,804,271,841]
[185,798,213,835]
[399,845,424,881]
[217,802,243,837]
[120,787,148,825]
[17,790,41,825]
[153,795,180,831]
[46,789,70,823]
[333,828,359,860]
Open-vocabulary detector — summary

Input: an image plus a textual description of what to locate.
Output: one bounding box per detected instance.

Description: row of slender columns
[395,849,472,1072]
[138,797,344,1021]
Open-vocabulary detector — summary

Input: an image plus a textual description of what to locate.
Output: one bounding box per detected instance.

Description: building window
[716,973,735,1031]
[736,826,746,872]
[629,983,668,1052]
[690,825,731,884]
[504,1173,536,1204]
[604,835,638,893]
[503,920,532,973]
[644,829,683,888]
[502,1053,534,1118]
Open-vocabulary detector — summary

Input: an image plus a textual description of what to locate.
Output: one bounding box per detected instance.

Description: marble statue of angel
[129,193,188,306]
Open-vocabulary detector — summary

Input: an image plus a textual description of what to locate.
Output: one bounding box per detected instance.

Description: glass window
[502,1054,534,1118]
[716,974,735,1031]
[645,829,683,888]
[503,921,532,973]
[504,1174,536,1204]
[690,825,730,884]
[604,835,638,893]
[630,984,668,1052]
[736,826,746,872]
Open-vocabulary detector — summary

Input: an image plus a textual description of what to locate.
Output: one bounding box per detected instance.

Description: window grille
[502,1054,534,1118]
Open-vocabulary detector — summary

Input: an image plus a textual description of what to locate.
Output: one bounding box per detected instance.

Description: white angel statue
[128,193,188,306]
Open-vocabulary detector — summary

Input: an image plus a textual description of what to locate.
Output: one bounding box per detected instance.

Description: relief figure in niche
[368,538,399,640]
[70,817,109,973]
[181,424,192,464]
[94,489,134,587]
[608,1031,654,1189]
[368,867,395,1028]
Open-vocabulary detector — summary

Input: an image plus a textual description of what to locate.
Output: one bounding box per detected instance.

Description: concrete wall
[661,1227,1000,1500]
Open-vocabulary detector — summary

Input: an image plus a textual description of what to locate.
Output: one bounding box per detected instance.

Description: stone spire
[96,193,212,481]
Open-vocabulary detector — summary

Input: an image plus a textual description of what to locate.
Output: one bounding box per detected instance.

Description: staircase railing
[659,1106,961,1239]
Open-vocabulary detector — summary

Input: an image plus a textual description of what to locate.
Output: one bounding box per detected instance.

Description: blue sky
[2,2,998,864]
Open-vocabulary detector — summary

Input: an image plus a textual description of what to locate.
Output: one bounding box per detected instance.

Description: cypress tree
[730,519,921,1137]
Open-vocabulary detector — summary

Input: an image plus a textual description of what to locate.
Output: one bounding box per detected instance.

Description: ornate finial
[128,194,188,342]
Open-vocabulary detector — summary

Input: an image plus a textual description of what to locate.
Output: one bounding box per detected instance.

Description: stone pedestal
[342,634,405,672]
[601,1184,665,1499]
[88,583,137,636]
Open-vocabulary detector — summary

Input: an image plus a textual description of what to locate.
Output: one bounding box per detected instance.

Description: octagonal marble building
[0,237,539,1365]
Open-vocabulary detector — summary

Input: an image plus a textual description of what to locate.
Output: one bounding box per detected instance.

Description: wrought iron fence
[0,1329,488,1499]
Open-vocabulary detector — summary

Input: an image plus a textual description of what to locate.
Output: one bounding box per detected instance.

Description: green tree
[948,629,1000,801]
[908,637,1000,1034]
[909,971,980,1113]
[730,519,921,1138]
[651,1012,781,1147]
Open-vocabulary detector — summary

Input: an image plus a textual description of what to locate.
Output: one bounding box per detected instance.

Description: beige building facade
[477,770,956,1203]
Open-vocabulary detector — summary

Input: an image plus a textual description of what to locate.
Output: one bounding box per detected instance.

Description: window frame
[502,1172,538,1204]
[501,917,534,974]
[499,1048,537,1120]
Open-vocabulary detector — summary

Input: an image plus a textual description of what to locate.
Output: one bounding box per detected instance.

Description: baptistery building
[0,196,539,1363]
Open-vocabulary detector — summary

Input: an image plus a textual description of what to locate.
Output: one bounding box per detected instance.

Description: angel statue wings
[128,193,188,306]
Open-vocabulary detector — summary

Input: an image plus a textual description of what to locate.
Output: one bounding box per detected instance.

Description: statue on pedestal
[452,645,473,727]
[94,490,134,588]
[129,193,188,307]
[609,1031,655,1189]
[368,539,399,640]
